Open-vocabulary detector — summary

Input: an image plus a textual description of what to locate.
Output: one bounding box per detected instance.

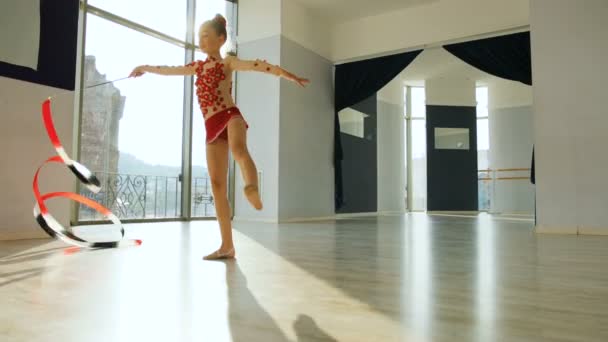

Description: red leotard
[187,55,285,143]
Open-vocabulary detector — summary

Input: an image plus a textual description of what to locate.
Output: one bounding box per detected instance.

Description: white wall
[489,78,533,109]
[377,77,406,213]
[0,77,74,240]
[488,79,534,214]
[234,37,282,221]
[426,76,476,106]
[235,0,335,222]
[377,76,402,105]
[237,0,282,44]
[331,0,529,62]
[278,36,334,221]
[281,0,331,61]
[531,0,608,234]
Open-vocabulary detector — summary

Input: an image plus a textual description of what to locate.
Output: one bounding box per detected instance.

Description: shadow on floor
[0,238,55,259]
[0,267,45,287]
[224,260,336,342]
[0,246,66,266]
[293,314,338,342]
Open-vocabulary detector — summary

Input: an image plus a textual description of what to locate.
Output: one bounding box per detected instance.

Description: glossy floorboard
[1,213,608,341]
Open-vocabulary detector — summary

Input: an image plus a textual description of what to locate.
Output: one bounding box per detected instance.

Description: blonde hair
[206,14,236,56]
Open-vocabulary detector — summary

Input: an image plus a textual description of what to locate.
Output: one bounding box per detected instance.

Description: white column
[377,77,406,214]
[235,0,335,222]
[531,0,608,234]
[234,0,282,221]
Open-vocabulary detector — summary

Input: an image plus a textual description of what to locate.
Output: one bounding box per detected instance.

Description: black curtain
[443,31,535,184]
[443,31,532,86]
[0,0,79,90]
[334,50,422,209]
[531,148,535,184]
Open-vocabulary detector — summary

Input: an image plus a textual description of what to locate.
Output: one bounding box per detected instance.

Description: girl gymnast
[130,14,309,260]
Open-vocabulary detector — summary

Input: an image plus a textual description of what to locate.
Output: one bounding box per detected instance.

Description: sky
[85,0,231,168]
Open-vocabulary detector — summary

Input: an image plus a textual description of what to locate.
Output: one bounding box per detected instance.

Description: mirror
[434,127,470,150]
[338,107,370,138]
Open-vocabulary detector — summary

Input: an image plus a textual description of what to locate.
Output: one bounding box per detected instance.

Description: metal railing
[78,172,215,220]
[192,176,216,218]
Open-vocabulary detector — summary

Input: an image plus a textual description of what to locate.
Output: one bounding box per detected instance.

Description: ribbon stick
[33,97,141,249]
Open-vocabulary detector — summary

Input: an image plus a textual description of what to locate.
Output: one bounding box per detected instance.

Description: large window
[77,0,238,222]
[88,0,188,40]
[476,87,491,211]
[403,88,409,209]
[405,86,427,211]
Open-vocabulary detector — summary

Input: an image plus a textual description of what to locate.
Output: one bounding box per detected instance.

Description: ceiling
[287,0,527,88]
[291,0,439,23]
[398,47,498,86]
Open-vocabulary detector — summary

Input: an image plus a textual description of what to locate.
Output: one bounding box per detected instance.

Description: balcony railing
[78,172,215,220]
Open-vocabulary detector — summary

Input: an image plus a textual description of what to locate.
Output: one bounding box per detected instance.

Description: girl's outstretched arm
[129,63,197,77]
[225,56,310,87]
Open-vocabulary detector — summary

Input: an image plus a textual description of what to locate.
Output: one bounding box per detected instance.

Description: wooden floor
[1,213,608,342]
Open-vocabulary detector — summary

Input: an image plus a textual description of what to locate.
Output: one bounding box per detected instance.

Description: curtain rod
[334,25,530,65]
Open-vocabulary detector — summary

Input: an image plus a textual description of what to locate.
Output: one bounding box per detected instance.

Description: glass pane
[476,86,488,118]
[195,0,238,56]
[403,86,408,117]
[478,174,491,211]
[191,50,215,217]
[477,118,489,153]
[411,87,426,118]
[477,117,490,211]
[88,0,188,41]
[79,15,185,221]
[434,127,470,150]
[412,120,427,211]
[403,111,408,210]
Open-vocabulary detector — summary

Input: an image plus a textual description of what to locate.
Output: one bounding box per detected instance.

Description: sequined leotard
[187,55,285,143]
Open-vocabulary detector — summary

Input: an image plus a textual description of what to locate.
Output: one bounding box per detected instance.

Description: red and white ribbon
[33,98,141,249]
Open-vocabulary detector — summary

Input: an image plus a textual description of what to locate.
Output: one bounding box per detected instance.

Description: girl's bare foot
[244,184,263,210]
[203,247,235,260]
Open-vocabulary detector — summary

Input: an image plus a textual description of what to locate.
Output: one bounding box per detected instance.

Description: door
[426,105,478,211]
[336,94,377,214]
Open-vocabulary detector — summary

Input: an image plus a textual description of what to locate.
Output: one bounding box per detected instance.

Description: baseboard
[535,225,577,235]
[577,226,608,236]
[428,211,481,215]
[490,212,535,217]
[499,212,535,217]
[335,212,379,219]
[232,216,279,223]
[535,225,608,235]
[279,216,336,223]
[233,213,398,223]
[237,212,408,223]
[377,211,406,216]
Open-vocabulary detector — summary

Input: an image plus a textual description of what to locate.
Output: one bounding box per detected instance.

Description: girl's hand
[284,71,310,87]
[129,65,148,78]
[294,76,310,88]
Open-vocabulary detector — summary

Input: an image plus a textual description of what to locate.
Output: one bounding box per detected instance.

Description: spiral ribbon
[33,97,141,249]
